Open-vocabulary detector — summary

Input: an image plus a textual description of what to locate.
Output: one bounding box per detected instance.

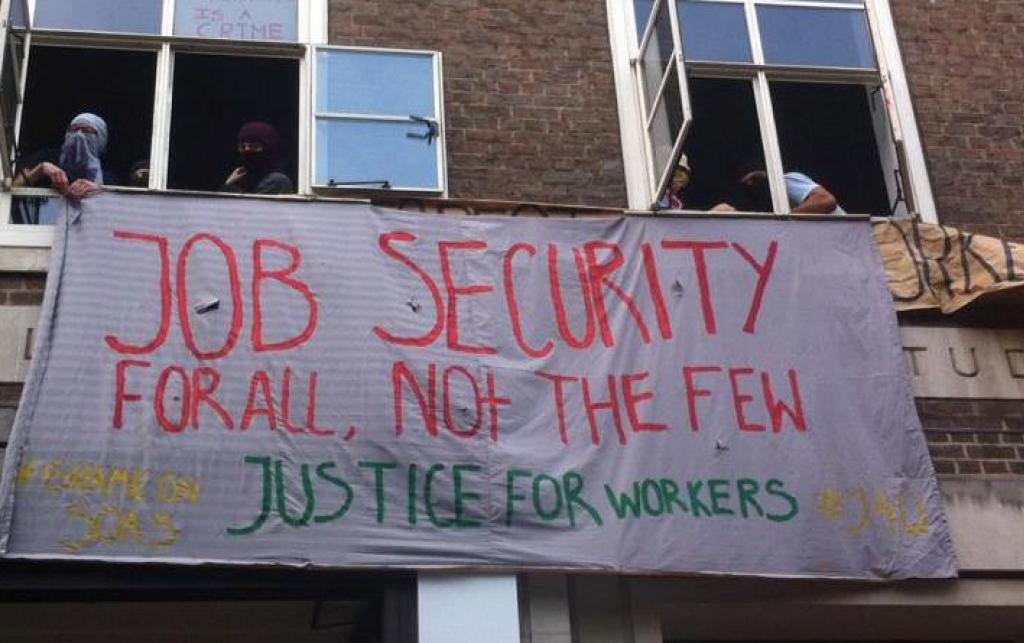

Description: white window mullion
[434,52,448,197]
[745,0,765,66]
[149,43,174,190]
[747,1,789,212]
[161,0,175,36]
[303,0,328,46]
[752,71,789,213]
[297,45,311,194]
[607,0,653,208]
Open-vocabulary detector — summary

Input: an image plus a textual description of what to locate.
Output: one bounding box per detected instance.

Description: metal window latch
[889,167,906,217]
[327,179,391,189]
[406,115,438,145]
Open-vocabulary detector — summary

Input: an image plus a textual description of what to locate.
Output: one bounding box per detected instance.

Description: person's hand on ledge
[66,179,101,200]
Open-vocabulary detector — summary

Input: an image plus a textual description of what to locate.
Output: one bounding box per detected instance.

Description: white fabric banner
[0,192,957,579]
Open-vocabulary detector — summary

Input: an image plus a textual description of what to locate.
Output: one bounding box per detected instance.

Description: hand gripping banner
[0,192,957,579]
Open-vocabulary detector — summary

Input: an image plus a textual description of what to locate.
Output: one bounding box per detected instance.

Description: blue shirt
[784,172,846,215]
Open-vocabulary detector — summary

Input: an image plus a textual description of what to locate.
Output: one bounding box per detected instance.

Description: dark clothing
[12,148,117,225]
[17,147,119,188]
[219,171,294,195]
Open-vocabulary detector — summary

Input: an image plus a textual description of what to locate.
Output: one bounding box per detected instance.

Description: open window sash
[0,0,29,184]
[636,0,692,209]
[860,0,916,217]
[880,73,916,216]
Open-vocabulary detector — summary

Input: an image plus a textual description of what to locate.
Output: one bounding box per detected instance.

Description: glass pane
[771,81,890,216]
[168,53,299,191]
[34,0,162,34]
[0,49,17,177]
[679,77,767,211]
[18,47,158,188]
[757,6,877,69]
[316,119,440,191]
[10,0,28,30]
[634,0,655,40]
[1,35,21,128]
[174,0,298,42]
[678,1,752,63]
[646,60,685,183]
[11,195,64,225]
[317,50,436,117]
[639,0,675,113]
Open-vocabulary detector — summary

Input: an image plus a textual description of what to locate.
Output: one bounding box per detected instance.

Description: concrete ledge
[941,476,1024,572]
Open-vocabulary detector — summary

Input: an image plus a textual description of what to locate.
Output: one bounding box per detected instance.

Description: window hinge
[889,166,906,217]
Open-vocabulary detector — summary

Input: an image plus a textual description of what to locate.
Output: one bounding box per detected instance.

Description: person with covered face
[14,112,108,200]
[221,121,293,194]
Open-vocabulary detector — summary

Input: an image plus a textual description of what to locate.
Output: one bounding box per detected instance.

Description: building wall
[327,0,628,208]
[891,0,1024,240]
[920,399,1024,475]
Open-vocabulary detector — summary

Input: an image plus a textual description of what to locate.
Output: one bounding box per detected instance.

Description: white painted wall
[418,573,520,643]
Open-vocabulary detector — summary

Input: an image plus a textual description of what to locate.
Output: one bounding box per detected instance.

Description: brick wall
[0,274,45,306]
[891,0,1024,241]
[328,0,628,208]
[919,399,1024,475]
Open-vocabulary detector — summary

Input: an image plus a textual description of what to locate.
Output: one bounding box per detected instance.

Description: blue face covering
[59,132,104,184]
[58,113,108,184]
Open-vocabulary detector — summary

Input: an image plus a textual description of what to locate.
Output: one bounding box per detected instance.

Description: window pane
[168,54,299,191]
[646,61,685,183]
[317,50,436,117]
[10,0,28,29]
[634,0,655,40]
[1,35,22,133]
[18,47,158,192]
[11,195,63,225]
[639,0,675,113]
[174,0,298,41]
[34,0,162,34]
[681,77,767,211]
[678,1,752,63]
[770,81,890,216]
[757,6,877,69]
[316,119,440,191]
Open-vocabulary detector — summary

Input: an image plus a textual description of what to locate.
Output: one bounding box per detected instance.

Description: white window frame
[311,45,447,195]
[0,0,333,247]
[606,0,937,222]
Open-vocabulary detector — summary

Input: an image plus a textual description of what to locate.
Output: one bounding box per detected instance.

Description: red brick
[928,444,966,459]
[981,461,1011,475]
[7,291,42,306]
[957,460,982,475]
[932,460,957,475]
[966,445,1016,460]
[892,0,1024,230]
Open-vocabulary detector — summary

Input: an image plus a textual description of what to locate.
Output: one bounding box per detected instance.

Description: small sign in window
[174,0,298,42]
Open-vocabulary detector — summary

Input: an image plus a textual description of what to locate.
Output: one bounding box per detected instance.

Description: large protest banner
[0,192,956,579]
[375,197,1024,315]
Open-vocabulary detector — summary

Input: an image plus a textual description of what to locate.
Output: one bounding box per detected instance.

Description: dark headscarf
[237,121,283,184]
